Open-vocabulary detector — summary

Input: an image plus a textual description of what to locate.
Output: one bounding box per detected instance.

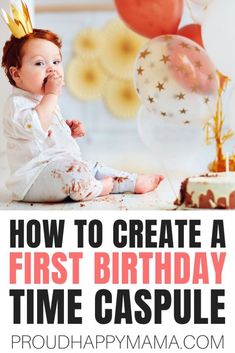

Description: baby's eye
[35,61,45,66]
[53,60,61,65]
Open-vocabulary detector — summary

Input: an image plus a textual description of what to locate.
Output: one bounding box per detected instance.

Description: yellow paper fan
[103,78,140,119]
[100,19,146,80]
[66,58,106,100]
[73,28,102,60]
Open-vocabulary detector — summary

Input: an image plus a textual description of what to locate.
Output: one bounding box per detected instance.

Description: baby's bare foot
[99,177,114,196]
[134,174,164,194]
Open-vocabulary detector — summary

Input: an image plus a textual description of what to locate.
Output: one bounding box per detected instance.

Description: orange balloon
[114,0,183,38]
[177,24,204,47]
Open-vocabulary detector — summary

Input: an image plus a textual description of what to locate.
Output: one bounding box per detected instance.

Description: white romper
[3,87,136,202]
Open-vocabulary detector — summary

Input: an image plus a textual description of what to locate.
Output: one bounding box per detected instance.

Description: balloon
[177,24,204,47]
[202,0,235,78]
[190,0,211,5]
[137,105,210,173]
[114,0,183,39]
[134,35,219,126]
[186,0,213,23]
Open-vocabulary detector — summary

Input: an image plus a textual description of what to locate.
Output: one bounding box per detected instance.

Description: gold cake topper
[1,1,33,39]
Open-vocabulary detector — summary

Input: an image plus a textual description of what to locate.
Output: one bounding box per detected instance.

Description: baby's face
[15,38,63,95]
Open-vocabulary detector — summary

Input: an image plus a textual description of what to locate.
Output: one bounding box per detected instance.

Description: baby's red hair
[1,29,62,86]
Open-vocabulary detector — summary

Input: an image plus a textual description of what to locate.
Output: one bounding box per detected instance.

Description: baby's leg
[99,177,114,196]
[23,159,104,203]
[91,162,137,193]
[90,162,164,195]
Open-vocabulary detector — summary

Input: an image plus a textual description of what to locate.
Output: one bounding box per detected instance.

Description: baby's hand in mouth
[43,76,48,87]
[43,71,64,95]
[43,71,64,88]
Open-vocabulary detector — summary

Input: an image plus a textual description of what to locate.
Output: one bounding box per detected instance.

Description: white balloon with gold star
[134,35,219,126]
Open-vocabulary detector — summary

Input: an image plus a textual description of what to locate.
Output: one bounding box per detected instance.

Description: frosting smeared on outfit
[4,87,136,201]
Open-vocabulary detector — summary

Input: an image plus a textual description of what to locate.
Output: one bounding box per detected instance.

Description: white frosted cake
[175,172,235,209]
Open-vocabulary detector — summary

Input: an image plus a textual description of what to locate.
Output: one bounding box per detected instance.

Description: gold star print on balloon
[176,64,186,73]
[160,55,170,64]
[66,18,145,119]
[163,35,172,42]
[180,42,191,49]
[156,82,165,92]
[207,74,213,81]
[137,66,144,75]
[139,49,151,59]
[195,60,203,69]
[180,108,187,114]
[176,92,186,100]
[191,84,200,93]
[134,35,219,126]
[194,46,201,52]
[148,96,155,103]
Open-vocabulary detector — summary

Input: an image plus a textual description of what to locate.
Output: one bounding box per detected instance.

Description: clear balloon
[186,0,213,23]
[134,35,218,126]
[137,105,212,173]
[202,0,235,78]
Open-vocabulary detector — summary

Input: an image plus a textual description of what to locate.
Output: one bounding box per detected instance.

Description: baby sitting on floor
[1,9,163,202]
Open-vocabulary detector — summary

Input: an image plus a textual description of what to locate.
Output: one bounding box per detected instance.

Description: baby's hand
[66,119,85,138]
[44,71,63,96]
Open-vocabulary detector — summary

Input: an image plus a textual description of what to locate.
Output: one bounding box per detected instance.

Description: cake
[175,172,235,209]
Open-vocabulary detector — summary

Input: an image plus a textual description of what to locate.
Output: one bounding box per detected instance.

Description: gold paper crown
[1,1,33,39]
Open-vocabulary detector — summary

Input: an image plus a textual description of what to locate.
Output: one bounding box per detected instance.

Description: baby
[1,28,164,203]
